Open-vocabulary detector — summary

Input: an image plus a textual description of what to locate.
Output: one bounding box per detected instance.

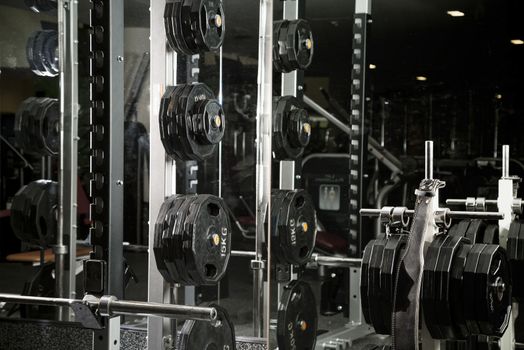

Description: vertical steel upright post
[279,0,303,191]
[148,0,173,349]
[89,0,125,348]
[56,0,78,320]
[253,0,273,340]
[349,0,371,255]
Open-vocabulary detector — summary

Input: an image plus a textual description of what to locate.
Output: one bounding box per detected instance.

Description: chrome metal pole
[425,140,433,180]
[360,208,504,220]
[57,0,78,321]
[502,144,510,178]
[253,0,273,339]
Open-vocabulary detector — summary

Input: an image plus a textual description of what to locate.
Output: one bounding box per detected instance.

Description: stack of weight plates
[164,0,225,55]
[26,30,59,77]
[11,180,58,247]
[154,194,231,285]
[159,83,225,161]
[15,97,60,156]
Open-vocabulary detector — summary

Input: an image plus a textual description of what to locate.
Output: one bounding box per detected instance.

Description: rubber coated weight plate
[41,99,60,155]
[153,195,178,283]
[482,225,499,245]
[422,235,446,339]
[360,239,375,324]
[182,194,231,285]
[474,244,511,336]
[270,189,317,265]
[463,244,486,335]
[285,19,314,71]
[10,185,32,243]
[10,180,58,246]
[273,96,311,160]
[179,0,200,54]
[177,303,236,350]
[379,234,407,334]
[450,242,473,339]
[273,20,286,72]
[168,195,197,285]
[435,234,468,339]
[190,0,225,52]
[466,220,487,243]
[173,1,194,55]
[368,237,387,334]
[34,30,52,76]
[34,180,57,245]
[507,221,521,260]
[164,1,176,52]
[182,83,221,160]
[159,86,175,155]
[26,31,43,76]
[449,220,472,238]
[15,97,37,150]
[43,30,59,76]
[277,280,318,350]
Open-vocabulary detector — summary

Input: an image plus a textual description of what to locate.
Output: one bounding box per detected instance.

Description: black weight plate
[15,97,38,150]
[42,30,59,76]
[153,195,179,283]
[277,280,318,350]
[192,98,225,145]
[190,0,225,52]
[172,84,197,160]
[271,189,317,265]
[37,31,55,76]
[360,239,376,324]
[518,222,524,261]
[26,98,44,154]
[33,98,52,154]
[435,234,467,339]
[449,220,472,238]
[41,99,60,156]
[450,242,473,339]
[33,31,49,76]
[163,195,192,284]
[422,235,446,339]
[161,196,187,283]
[179,0,200,54]
[173,0,195,55]
[379,234,408,334]
[463,244,486,335]
[178,303,236,350]
[273,96,311,160]
[164,1,177,52]
[33,98,53,154]
[182,194,231,285]
[26,31,43,76]
[368,237,387,334]
[507,221,521,260]
[482,225,499,245]
[28,181,49,245]
[465,220,487,243]
[286,19,314,71]
[168,195,197,285]
[159,86,177,156]
[182,83,220,160]
[34,180,58,246]
[34,30,52,76]
[277,20,293,73]
[273,20,286,73]
[474,244,511,336]
[166,84,189,160]
[10,184,32,243]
